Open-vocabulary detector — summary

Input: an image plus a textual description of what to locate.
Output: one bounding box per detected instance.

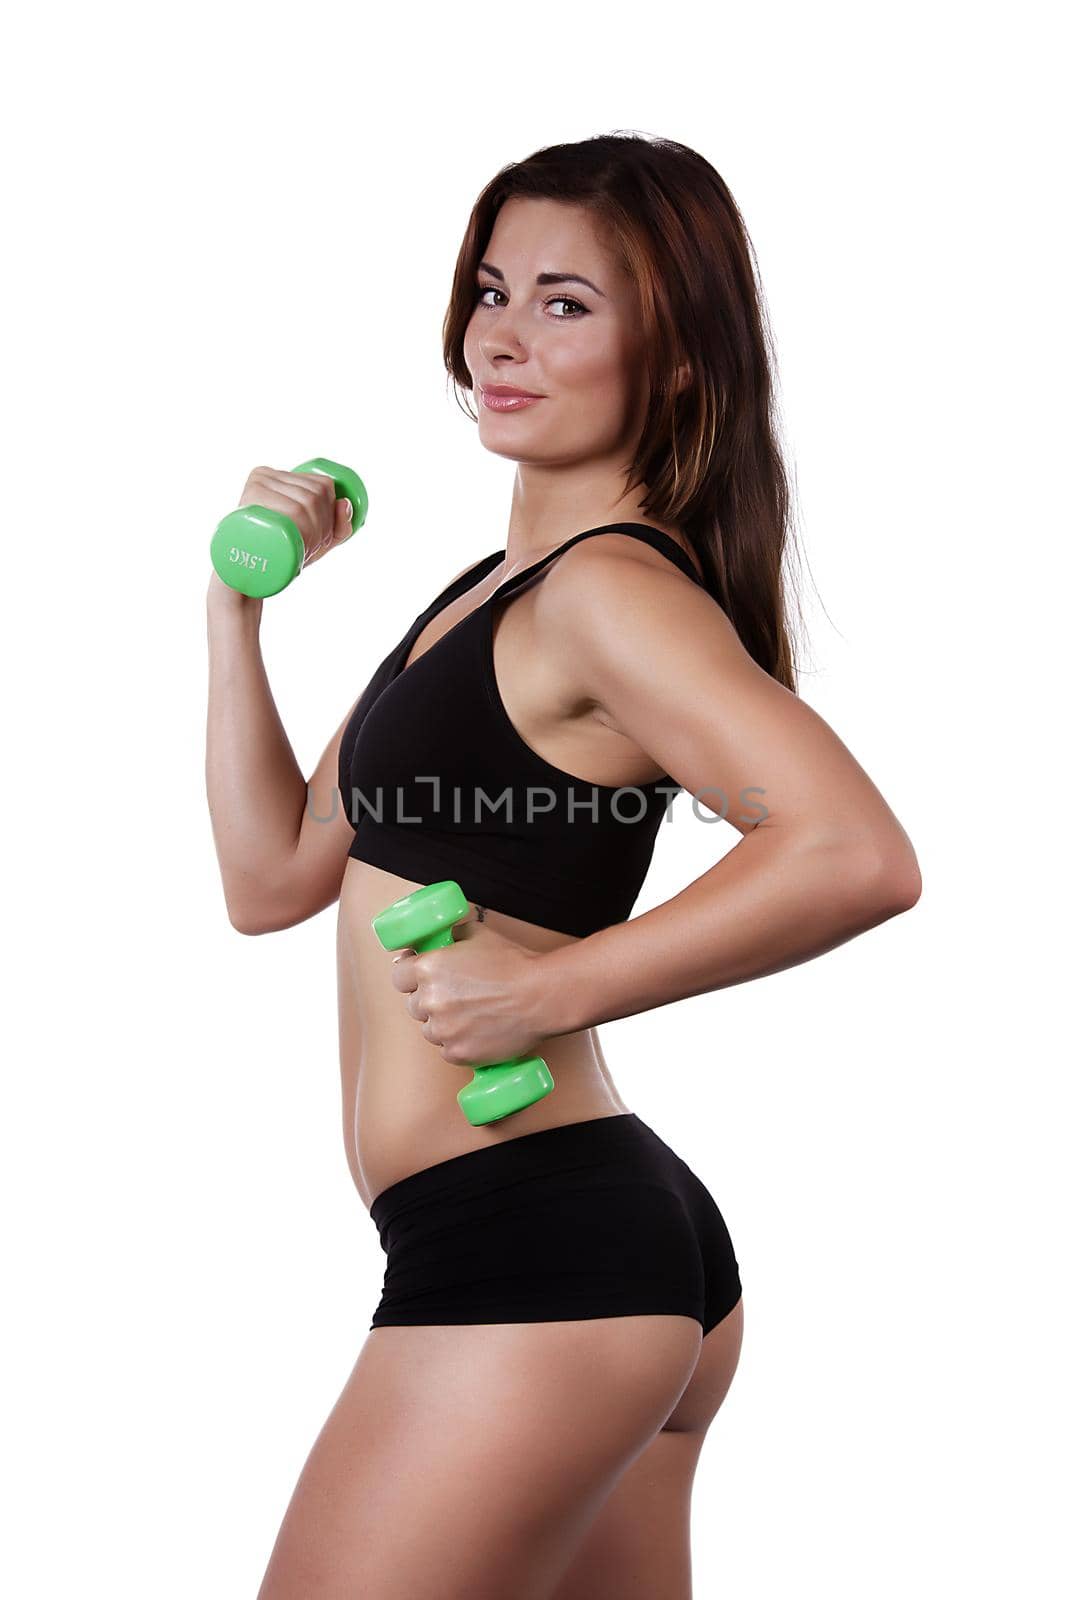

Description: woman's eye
[546,295,586,318]
[474,285,587,319]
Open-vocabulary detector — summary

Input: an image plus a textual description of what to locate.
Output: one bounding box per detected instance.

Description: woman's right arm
[205,463,364,933]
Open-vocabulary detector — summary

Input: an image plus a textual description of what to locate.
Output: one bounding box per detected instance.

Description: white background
[3,2,1062,1595]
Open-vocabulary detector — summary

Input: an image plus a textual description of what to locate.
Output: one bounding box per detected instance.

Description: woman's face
[462,197,649,468]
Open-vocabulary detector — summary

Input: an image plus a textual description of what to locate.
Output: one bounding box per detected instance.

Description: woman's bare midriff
[336,858,630,1209]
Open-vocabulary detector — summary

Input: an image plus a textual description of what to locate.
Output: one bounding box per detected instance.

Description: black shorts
[368,1112,742,1338]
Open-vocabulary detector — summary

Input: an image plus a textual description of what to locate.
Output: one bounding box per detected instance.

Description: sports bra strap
[488,522,702,605]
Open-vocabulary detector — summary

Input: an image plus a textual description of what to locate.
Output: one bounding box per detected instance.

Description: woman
[206,133,921,1600]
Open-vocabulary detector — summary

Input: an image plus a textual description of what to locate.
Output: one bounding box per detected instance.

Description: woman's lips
[479,388,544,412]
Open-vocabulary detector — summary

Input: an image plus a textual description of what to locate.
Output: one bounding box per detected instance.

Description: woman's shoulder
[545,524,703,590]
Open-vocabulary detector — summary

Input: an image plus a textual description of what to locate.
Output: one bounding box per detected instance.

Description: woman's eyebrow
[477,260,606,298]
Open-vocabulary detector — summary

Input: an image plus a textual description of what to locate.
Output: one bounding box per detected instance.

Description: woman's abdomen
[337,857,629,1208]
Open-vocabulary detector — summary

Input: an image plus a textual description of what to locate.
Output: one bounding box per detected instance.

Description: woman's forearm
[536,825,921,1036]
[205,575,306,926]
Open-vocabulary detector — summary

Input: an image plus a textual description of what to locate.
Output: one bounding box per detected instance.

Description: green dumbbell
[210,458,369,599]
[371,880,555,1127]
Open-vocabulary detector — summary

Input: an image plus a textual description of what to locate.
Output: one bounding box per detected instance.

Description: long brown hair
[442,131,809,692]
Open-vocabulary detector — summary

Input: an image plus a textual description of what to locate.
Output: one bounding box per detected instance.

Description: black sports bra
[337,523,707,937]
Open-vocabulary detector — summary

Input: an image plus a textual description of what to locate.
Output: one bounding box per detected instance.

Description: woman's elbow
[871,841,923,914]
[228,902,272,936]
[821,828,921,923]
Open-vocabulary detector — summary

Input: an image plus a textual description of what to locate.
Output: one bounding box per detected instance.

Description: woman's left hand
[389,909,550,1067]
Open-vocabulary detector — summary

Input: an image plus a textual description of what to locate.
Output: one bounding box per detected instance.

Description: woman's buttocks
[337,858,630,1209]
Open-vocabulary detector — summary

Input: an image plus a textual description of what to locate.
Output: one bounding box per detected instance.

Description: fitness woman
[205,134,921,1600]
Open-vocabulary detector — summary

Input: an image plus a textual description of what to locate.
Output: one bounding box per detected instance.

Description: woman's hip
[367,1110,743,1337]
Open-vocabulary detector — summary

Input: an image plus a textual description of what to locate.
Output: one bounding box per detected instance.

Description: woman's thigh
[255,1312,703,1600]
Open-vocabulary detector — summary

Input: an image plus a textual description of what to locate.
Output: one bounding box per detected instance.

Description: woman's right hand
[235,463,356,574]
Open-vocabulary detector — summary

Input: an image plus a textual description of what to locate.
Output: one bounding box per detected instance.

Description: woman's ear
[675,360,692,393]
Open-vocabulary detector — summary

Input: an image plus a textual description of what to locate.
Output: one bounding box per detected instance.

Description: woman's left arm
[530,545,922,1036]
